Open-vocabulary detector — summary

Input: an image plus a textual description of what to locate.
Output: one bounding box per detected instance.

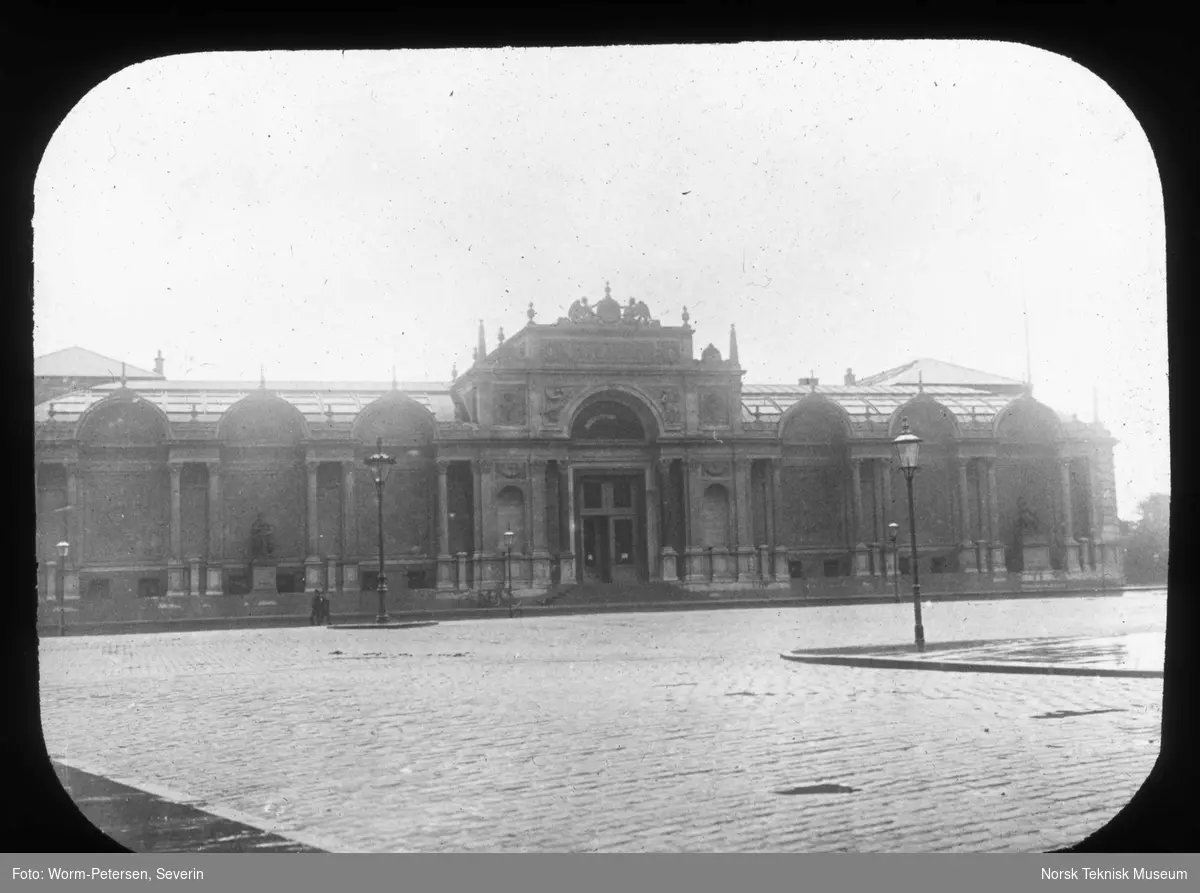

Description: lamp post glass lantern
[55,540,69,636]
[887,522,900,603]
[504,529,515,597]
[364,437,396,624]
[893,418,926,651]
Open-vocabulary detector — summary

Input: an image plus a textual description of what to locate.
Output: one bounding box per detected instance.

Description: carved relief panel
[493,387,528,426]
[656,388,682,428]
[541,387,576,424]
[699,389,731,427]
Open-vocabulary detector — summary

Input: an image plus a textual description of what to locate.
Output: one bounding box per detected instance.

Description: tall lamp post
[55,540,69,637]
[503,529,515,599]
[364,437,396,624]
[887,522,900,603]
[894,419,925,652]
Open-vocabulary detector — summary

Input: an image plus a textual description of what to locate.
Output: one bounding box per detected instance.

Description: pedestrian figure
[310,588,324,625]
[321,589,332,625]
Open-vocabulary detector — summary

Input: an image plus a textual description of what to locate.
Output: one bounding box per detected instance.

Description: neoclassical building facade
[34,289,1122,622]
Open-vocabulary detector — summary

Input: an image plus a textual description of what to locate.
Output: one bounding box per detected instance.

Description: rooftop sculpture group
[565,283,657,327]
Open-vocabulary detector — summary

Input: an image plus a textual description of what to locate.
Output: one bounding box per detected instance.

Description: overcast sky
[32,41,1167,517]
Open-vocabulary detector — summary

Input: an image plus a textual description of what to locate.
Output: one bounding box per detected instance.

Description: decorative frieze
[542,339,684,366]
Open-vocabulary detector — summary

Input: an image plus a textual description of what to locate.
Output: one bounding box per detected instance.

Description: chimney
[153,350,165,377]
[476,320,487,364]
[844,367,855,386]
[729,324,740,366]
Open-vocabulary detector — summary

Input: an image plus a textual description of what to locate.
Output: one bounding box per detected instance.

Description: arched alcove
[890,397,959,547]
[353,393,437,453]
[496,486,528,554]
[778,399,851,547]
[76,393,171,565]
[219,391,309,445]
[994,396,1064,568]
[76,392,170,447]
[353,394,438,560]
[218,392,308,563]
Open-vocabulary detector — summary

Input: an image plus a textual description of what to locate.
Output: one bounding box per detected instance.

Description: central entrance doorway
[576,473,646,584]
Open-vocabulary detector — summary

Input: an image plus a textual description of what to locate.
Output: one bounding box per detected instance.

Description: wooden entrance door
[577,474,644,584]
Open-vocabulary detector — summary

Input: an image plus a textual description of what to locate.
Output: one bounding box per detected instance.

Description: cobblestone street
[40,593,1166,852]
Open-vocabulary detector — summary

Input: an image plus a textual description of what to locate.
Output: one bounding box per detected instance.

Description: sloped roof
[34,346,161,380]
[857,358,1024,389]
[33,379,457,425]
[741,383,1016,428]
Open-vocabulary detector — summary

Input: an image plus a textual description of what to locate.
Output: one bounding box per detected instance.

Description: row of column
[164,459,362,597]
[842,455,1007,575]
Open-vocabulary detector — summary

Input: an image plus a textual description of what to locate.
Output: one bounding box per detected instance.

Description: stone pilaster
[530,458,552,585]
[304,460,323,589]
[684,459,706,582]
[1059,457,1075,549]
[985,458,1006,578]
[436,459,455,589]
[188,557,202,597]
[957,458,978,572]
[205,460,223,594]
[166,463,186,597]
[562,460,577,585]
[341,460,358,590]
[645,463,660,582]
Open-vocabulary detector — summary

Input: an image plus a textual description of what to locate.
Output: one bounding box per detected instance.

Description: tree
[1122,493,1170,584]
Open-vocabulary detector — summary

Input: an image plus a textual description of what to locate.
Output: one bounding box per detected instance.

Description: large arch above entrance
[563,386,663,443]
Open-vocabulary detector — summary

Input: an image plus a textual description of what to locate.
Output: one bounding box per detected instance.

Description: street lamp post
[894,418,925,652]
[503,529,515,601]
[364,437,396,624]
[55,540,69,637]
[887,522,900,603]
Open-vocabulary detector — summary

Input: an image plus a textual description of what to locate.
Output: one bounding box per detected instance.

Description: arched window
[570,399,647,441]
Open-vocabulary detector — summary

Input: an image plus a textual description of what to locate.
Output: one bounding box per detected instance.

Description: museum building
[34,288,1123,623]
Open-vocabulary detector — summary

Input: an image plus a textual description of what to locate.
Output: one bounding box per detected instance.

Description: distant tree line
[1120,493,1170,584]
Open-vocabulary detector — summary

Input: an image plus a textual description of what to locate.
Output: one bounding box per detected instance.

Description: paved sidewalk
[39,585,1143,638]
[782,631,1165,678]
[39,593,1167,853]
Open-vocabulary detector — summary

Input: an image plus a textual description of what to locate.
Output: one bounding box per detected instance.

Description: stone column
[957,458,978,572]
[205,460,223,594]
[340,461,358,592]
[849,458,870,576]
[62,462,80,603]
[436,459,455,589]
[734,457,755,581]
[166,463,186,597]
[771,459,789,582]
[479,460,500,585]
[684,458,706,582]
[986,458,1006,577]
[530,458,551,586]
[304,460,323,589]
[560,460,576,584]
[644,463,660,582]
[470,459,483,587]
[1059,457,1078,572]
[657,457,678,582]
